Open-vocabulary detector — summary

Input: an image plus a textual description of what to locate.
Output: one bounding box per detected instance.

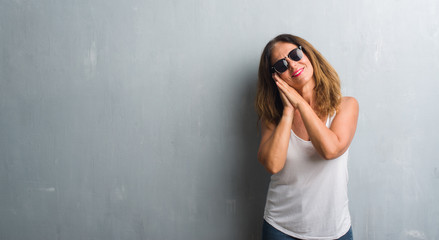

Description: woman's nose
[285,57,299,70]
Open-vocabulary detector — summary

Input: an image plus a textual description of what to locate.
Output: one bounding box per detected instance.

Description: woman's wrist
[296,99,308,112]
[282,107,294,118]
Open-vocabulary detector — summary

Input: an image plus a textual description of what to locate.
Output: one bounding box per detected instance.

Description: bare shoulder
[330,96,359,143]
[332,96,359,125]
[339,96,359,113]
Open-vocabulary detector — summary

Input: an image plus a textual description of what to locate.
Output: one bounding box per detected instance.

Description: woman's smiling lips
[292,67,304,77]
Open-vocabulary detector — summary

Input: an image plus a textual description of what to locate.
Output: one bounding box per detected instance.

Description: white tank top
[263,113,351,240]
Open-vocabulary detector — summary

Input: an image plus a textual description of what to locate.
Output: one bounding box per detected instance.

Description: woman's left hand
[272,73,305,109]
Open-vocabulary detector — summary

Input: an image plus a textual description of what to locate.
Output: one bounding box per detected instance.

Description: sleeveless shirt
[263,113,351,240]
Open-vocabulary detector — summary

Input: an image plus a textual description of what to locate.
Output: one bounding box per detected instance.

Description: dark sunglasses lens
[273,59,288,73]
[289,48,303,61]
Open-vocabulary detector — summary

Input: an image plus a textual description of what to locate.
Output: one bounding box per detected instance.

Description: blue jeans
[262,220,353,240]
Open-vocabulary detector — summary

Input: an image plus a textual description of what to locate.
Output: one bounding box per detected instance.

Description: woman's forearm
[258,111,294,174]
[297,102,341,160]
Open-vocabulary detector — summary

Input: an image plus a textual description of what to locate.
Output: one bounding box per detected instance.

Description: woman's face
[270,42,314,88]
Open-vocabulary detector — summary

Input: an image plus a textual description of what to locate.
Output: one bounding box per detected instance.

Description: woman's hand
[272,73,305,109]
[278,86,295,115]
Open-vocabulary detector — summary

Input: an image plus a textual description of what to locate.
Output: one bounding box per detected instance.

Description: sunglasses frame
[270,46,303,74]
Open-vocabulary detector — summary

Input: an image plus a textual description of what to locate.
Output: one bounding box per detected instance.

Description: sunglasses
[270,46,303,73]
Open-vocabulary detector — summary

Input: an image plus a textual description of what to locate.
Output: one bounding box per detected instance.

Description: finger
[279,89,288,100]
[276,80,286,90]
[274,77,288,88]
[277,87,286,100]
[273,74,283,85]
[275,80,287,92]
[272,72,283,82]
[273,73,283,82]
[275,81,285,92]
[279,89,293,107]
[276,84,284,93]
[277,83,294,100]
[272,73,277,82]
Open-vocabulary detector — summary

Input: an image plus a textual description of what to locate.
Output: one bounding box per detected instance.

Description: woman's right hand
[279,87,295,116]
[273,73,294,116]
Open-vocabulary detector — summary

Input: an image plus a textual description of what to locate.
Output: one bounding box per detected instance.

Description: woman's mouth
[292,68,304,78]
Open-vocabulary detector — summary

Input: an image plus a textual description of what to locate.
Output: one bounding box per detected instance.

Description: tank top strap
[326,111,337,128]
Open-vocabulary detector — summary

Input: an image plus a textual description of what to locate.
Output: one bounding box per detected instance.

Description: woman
[255,34,358,240]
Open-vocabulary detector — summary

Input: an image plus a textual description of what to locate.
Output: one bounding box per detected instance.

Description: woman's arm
[274,77,359,160]
[297,96,359,159]
[257,90,295,174]
[257,112,293,174]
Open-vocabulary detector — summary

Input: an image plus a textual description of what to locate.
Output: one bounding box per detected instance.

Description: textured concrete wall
[1,0,438,239]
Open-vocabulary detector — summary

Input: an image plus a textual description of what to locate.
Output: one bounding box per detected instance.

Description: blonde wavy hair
[255,34,342,125]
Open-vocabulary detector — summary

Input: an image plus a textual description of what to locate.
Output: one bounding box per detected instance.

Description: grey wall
[1,0,438,239]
